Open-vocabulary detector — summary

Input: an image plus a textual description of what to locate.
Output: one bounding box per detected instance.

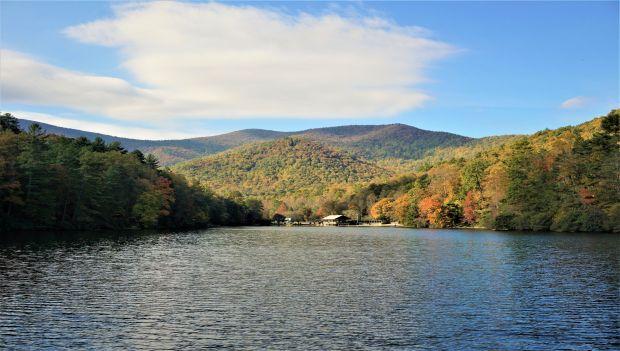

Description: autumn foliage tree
[463,191,481,225]
[393,194,419,226]
[370,198,394,222]
[418,196,442,227]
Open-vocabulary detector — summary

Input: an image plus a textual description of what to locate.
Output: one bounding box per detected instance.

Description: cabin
[321,214,350,226]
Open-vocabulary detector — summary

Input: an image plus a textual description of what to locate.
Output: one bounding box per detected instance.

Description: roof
[322,215,348,220]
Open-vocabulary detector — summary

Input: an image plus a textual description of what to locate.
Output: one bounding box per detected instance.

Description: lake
[0,227,618,350]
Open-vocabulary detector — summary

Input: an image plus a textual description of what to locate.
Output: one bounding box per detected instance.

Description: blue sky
[1,1,618,139]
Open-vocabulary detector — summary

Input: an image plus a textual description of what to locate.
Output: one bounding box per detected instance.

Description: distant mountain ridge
[301,123,472,159]
[17,118,473,165]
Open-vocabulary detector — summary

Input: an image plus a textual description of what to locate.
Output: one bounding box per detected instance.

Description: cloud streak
[2,2,456,121]
[560,96,590,109]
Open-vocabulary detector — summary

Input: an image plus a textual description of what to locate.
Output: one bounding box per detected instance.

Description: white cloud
[560,96,590,109]
[2,1,456,121]
[12,111,197,140]
[1,50,162,119]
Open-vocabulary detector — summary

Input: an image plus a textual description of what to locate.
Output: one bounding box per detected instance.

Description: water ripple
[0,228,618,350]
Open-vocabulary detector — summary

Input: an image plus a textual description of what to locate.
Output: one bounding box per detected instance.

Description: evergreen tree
[0,113,20,133]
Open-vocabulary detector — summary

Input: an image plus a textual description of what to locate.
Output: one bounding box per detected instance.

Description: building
[321,214,350,226]
[272,213,286,225]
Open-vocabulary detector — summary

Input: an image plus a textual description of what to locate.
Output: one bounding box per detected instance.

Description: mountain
[172,137,392,198]
[170,127,514,200]
[172,115,610,205]
[17,118,472,165]
[298,123,472,160]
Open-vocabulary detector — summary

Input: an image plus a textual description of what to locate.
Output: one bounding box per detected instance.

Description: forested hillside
[173,137,392,198]
[1,114,265,231]
[8,110,618,232]
[269,111,618,232]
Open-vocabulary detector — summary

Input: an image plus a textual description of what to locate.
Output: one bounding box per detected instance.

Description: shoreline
[1,224,616,237]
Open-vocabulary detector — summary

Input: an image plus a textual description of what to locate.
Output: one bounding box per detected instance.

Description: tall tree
[0,113,20,133]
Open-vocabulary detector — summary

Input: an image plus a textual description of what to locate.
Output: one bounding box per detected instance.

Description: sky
[1,1,618,139]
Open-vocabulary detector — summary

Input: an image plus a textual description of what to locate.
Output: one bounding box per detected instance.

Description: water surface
[1,227,618,350]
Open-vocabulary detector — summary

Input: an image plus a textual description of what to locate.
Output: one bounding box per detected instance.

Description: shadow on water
[0,228,197,249]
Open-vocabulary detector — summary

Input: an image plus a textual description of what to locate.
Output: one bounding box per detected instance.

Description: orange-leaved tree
[370,198,394,222]
[418,196,442,227]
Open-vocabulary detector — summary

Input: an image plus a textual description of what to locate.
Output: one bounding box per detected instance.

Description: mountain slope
[336,112,619,232]
[173,137,392,198]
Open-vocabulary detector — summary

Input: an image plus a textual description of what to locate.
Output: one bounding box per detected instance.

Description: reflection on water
[0,227,618,350]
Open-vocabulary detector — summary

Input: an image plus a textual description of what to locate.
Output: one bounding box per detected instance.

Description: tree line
[0,113,266,231]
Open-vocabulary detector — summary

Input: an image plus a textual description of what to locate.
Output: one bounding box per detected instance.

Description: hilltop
[299,123,472,159]
[172,137,392,198]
